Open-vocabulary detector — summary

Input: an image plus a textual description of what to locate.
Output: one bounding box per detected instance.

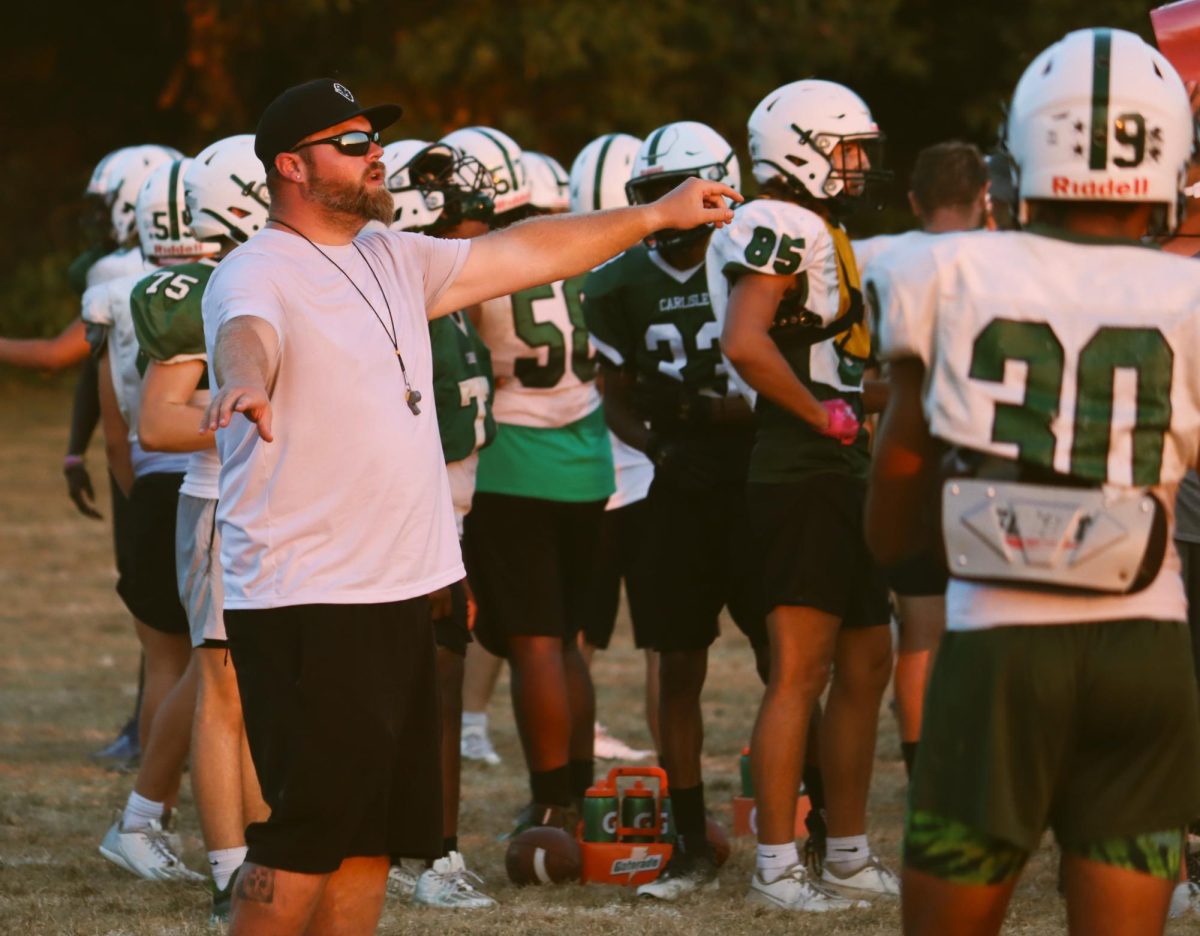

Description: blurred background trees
[0,0,1159,337]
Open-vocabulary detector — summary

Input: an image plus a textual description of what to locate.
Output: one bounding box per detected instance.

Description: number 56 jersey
[869,226,1200,630]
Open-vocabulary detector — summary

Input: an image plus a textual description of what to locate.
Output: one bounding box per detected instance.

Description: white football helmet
[569,133,642,213]
[1006,27,1193,228]
[626,121,740,247]
[135,160,219,260]
[383,139,497,233]
[524,151,571,212]
[748,79,887,203]
[439,126,531,217]
[103,145,185,246]
[185,135,270,245]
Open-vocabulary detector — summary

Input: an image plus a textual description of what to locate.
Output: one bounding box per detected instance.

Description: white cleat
[819,854,900,898]
[593,723,653,761]
[413,852,497,909]
[1169,881,1200,919]
[99,818,204,883]
[460,724,501,766]
[387,861,420,899]
[747,864,868,912]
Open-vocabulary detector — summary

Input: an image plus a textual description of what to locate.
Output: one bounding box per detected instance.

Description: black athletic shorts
[109,471,134,586]
[225,598,443,873]
[886,550,949,598]
[747,473,890,629]
[463,492,605,658]
[641,469,767,652]
[115,472,188,635]
[581,498,654,650]
[433,579,470,657]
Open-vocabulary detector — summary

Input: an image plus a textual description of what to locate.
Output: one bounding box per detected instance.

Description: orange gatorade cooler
[579,766,674,885]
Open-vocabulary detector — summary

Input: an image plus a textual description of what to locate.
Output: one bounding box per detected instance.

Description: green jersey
[430,311,496,464]
[129,259,217,384]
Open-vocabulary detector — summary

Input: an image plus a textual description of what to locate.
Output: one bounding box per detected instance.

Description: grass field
[0,381,1191,935]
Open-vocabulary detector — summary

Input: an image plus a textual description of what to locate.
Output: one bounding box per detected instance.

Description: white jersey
[81,271,189,478]
[478,276,601,428]
[853,230,931,275]
[707,198,871,405]
[870,228,1200,630]
[85,247,150,288]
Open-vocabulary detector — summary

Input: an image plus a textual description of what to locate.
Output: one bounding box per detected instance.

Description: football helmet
[185,135,270,245]
[384,139,496,233]
[748,80,887,205]
[102,145,184,246]
[439,126,531,216]
[1006,28,1193,228]
[569,133,641,213]
[135,159,219,260]
[626,121,741,247]
[523,151,571,212]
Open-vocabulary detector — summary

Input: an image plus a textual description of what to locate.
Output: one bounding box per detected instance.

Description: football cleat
[460,723,502,766]
[387,861,420,899]
[1169,881,1200,919]
[819,853,900,898]
[99,817,204,882]
[636,844,719,900]
[747,863,868,912]
[209,867,239,927]
[413,851,497,909]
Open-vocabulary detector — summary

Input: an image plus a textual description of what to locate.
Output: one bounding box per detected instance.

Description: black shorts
[641,471,767,653]
[109,471,134,585]
[886,550,949,598]
[115,472,188,635]
[463,492,605,658]
[580,498,655,650]
[225,598,443,874]
[747,473,890,629]
[433,579,471,657]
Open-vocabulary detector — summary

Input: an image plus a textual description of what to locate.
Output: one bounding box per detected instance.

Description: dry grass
[0,382,1191,935]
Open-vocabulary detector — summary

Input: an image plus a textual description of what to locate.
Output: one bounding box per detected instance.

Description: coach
[200,78,737,935]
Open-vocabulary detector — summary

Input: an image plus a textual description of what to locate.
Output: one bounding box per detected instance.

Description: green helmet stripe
[593,134,617,211]
[167,160,182,241]
[646,127,668,167]
[1089,28,1112,171]
[474,128,521,195]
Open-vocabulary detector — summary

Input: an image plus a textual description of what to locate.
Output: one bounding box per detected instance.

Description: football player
[132,135,271,923]
[569,131,659,764]
[92,158,217,884]
[378,137,498,909]
[448,125,612,831]
[866,28,1200,935]
[713,80,898,909]
[581,120,763,897]
[524,151,572,214]
[853,140,990,779]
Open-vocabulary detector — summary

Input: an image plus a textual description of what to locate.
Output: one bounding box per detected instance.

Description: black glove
[646,434,721,492]
[64,456,102,520]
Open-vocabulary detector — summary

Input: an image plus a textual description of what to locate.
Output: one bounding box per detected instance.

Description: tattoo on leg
[236,865,275,904]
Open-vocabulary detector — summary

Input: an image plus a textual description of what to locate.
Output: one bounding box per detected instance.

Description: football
[707,815,731,867]
[504,826,583,885]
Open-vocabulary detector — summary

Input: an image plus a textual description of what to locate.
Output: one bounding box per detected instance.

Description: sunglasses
[292,129,381,157]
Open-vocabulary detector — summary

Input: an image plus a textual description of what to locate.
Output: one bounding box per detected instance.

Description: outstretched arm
[430,178,739,319]
[201,316,278,442]
[0,319,90,371]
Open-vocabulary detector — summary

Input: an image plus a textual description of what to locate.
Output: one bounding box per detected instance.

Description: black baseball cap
[254,78,403,173]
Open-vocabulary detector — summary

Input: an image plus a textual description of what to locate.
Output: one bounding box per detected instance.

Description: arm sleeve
[411,233,472,309]
[202,252,286,343]
[66,354,100,456]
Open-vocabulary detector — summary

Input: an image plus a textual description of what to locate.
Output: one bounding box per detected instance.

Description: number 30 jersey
[869,226,1200,630]
[477,276,600,428]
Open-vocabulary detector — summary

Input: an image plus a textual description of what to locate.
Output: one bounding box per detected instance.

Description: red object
[1153,0,1200,85]
[579,766,675,886]
[505,827,582,886]
[732,794,811,839]
[706,815,731,866]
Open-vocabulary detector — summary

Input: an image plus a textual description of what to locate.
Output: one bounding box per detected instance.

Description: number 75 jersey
[477,276,600,428]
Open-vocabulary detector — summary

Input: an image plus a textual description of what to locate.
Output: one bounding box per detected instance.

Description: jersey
[870,225,1200,630]
[853,230,931,276]
[68,245,109,296]
[706,197,871,482]
[430,310,496,464]
[477,276,600,428]
[130,259,219,499]
[85,247,150,289]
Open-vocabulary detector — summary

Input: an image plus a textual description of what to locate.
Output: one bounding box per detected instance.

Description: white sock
[756,841,799,884]
[209,846,248,890]
[825,834,870,875]
[462,711,488,730]
[121,791,164,831]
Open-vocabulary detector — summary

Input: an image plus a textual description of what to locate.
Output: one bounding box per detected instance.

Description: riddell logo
[1051,177,1149,197]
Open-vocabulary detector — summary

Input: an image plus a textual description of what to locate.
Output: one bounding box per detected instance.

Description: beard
[306,161,394,225]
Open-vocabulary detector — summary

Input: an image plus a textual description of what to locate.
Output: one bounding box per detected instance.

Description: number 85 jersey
[477,276,600,428]
[869,227,1200,628]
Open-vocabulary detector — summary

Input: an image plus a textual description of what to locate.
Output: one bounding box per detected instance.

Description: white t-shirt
[203,227,471,610]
